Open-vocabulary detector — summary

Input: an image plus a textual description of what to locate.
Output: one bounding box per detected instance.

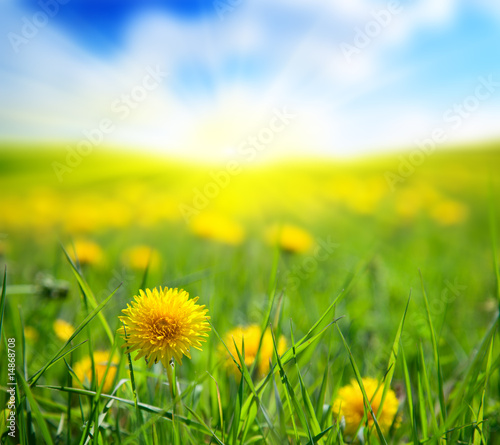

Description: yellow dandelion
[394,187,424,220]
[63,199,104,233]
[53,319,75,341]
[24,326,39,342]
[333,377,400,436]
[220,324,287,376]
[189,213,245,245]
[118,287,210,367]
[429,199,468,226]
[266,224,313,253]
[346,177,386,215]
[67,239,104,266]
[73,351,118,393]
[122,245,161,271]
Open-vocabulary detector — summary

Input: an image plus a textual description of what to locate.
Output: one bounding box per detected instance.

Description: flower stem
[166,360,176,400]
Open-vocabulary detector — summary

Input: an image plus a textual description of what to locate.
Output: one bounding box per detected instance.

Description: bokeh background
[1,1,500,442]
[1,0,500,366]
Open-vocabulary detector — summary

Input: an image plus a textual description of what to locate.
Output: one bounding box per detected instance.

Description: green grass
[0,143,499,444]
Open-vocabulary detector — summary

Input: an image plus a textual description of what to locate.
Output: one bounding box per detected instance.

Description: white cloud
[1,0,499,159]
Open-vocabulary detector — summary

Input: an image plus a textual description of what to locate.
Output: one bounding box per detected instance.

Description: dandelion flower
[333,377,400,436]
[190,213,245,245]
[73,351,118,393]
[220,324,287,376]
[67,239,104,266]
[24,326,39,342]
[429,199,468,226]
[122,245,161,271]
[64,199,104,233]
[53,319,75,341]
[118,287,210,367]
[266,224,313,253]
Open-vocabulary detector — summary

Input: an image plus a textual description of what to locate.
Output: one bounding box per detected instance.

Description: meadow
[0,144,499,444]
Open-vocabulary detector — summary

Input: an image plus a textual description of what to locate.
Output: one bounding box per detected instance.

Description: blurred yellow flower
[101,200,132,229]
[15,189,61,233]
[137,194,180,227]
[64,201,104,234]
[190,213,245,245]
[394,184,443,221]
[118,287,211,367]
[266,224,313,253]
[348,178,387,215]
[53,319,75,341]
[333,377,400,436]
[430,200,468,226]
[122,245,161,271]
[325,176,387,214]
[394,188,424,220]
[67,239,104,266]
[220,324,287,376]
[24,326,39,342]
[73,351,118,393]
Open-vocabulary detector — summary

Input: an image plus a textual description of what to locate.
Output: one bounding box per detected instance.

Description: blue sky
[1,0,500,159]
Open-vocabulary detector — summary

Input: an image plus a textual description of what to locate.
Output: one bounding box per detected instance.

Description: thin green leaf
[29,285,118,386]
[379,293,410,415]
[419,271,446,423]
[290,321,322,440]
[17,371,55,445]
[336,324,388,445]
[0,267,7,346]
[473,332,494,445]
[61,243,115,343]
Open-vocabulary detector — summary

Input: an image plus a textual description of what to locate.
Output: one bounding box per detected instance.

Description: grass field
[0,144,499,444]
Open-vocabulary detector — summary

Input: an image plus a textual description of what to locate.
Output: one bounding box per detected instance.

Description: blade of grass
[235,312,343,442]
[210,319,280,443]
[17,370,55,445]
[17,308,37,444]
[419,271,446,424]
[417,369,428,440]
[489,183,500,307]
[289,322,322,440]
[183,404,225,445]
[250,247,280,377]
[207,372,225,443]
[473,332,494,445]
[240,400,259,444]
[304,426,334,445]
[122,322,149,445]
[61,243,115,343]
[39,385,214,434]
[139,258,151,290]
[0,267,6,347]
[272,370,287,440]
[29,284,118,385]
[66,355,73,445]
[336,324,388,445]
[445,314,498,429]
[418,343,440,438]
[232,335,281,443]
[80,334,122,445]
[231,368,245,444]
[401,347,419,445]
[271,323,312,444]
[379,293,410,415]
[315,356,329,426]
[250,316,343,415]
